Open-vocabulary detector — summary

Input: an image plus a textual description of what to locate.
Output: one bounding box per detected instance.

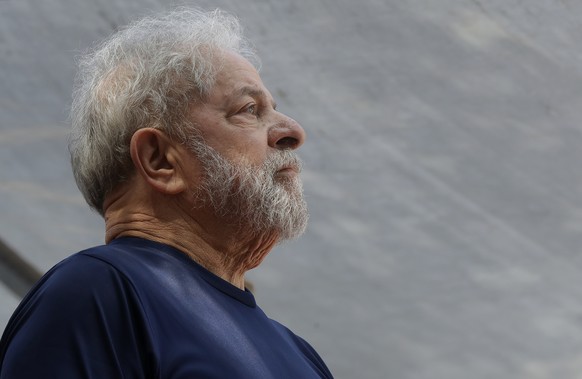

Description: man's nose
[268,114,306,150]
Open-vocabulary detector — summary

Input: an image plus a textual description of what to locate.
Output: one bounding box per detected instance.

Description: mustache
[265,150,303,174]
[185,132,303,175]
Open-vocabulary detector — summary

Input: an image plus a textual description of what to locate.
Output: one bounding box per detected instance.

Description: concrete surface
[0,282,20,332]
[3,0,582,378]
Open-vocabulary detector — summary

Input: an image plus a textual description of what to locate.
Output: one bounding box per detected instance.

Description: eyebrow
[233,86,277,109]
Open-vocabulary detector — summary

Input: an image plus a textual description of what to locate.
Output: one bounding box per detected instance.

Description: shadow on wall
[0,238,41,298]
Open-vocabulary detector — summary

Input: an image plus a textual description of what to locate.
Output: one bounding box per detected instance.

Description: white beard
[187,136,309,241]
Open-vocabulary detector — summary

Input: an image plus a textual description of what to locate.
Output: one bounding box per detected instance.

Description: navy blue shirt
[0,237,333,378]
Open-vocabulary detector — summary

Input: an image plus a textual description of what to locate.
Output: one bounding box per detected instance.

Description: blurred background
[3,0,582,378]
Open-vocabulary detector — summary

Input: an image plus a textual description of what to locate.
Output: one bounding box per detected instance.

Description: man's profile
[0,8,333,378]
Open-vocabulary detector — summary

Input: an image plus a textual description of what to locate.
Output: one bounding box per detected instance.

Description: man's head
[69,9,259,215]
[69,8,308,241]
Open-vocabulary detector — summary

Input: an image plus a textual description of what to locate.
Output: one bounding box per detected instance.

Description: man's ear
[129,128,186,195]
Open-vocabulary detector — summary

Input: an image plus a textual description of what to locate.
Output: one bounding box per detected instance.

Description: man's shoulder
[76,236,167,268]
[71,237,187,281]
[0,243,158,378]
[20,237,182,307]
[19,246,140,310]
[2,239,171,345]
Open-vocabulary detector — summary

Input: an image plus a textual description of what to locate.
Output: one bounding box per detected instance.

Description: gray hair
[69,8,259,215]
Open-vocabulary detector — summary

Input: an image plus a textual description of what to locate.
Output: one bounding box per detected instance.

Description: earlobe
[130,128,186,195]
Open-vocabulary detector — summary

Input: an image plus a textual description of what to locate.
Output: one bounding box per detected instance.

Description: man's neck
[104,199,278,289]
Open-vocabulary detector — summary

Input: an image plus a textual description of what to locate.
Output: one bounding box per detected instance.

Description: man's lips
[276,165,300,177]
[270,152,302,178]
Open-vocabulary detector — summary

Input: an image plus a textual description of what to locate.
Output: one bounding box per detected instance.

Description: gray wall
[3,1,582,378]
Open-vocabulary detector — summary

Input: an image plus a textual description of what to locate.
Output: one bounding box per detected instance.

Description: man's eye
[243,104,257,116]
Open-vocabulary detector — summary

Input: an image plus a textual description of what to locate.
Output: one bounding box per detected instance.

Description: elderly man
[0,8,333,379]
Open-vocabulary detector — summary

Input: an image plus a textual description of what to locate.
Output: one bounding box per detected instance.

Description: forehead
[209,51,270,101]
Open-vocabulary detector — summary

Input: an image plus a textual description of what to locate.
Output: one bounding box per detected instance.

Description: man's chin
[275,174,303,193]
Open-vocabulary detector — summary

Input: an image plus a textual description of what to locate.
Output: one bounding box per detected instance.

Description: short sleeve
[0,254,156,379]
